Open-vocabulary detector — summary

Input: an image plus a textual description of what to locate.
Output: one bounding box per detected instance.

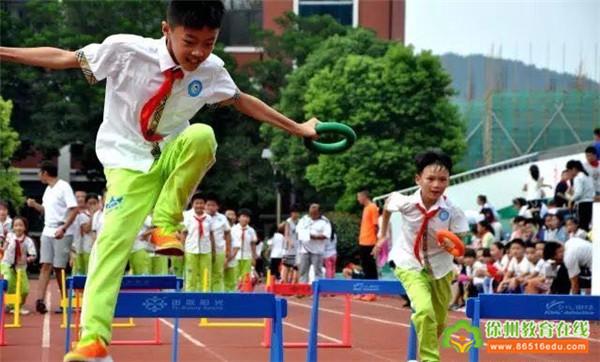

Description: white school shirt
[268,233,285,259]
[524,177,544,200]
[583,162,600,194]
[183,211,213,254]
[132,215,153,253]
[571,172,595,204]
[231,224,257,261]
[41,179,78,237]
[297,215,332,255]
[0,216,12,244]
[385,190,469,280]
[472,261,487,285]
[533,258,546,276]
[77,34,237,173]
[209,212,230,254]
[563,237,593,279]
[92,209,104,236]
[73,211,94,254]
[507,256,534,277]
[1,233,36,269]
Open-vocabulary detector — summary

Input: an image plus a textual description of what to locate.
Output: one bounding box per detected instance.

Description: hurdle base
[261,341,352,349]
[111,339,161,346]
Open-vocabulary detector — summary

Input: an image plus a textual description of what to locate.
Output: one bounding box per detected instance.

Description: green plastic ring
[304,122,357,154]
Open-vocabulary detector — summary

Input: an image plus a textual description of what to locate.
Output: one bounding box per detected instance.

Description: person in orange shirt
[357,189,380,301]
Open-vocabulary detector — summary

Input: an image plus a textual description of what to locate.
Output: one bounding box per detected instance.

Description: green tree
[0,97,24,210]
[304,46,466,210]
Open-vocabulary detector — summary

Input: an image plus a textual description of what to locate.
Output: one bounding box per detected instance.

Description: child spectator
[542,242,571,294]
[497,239,534,293]
[524,241,551,294]
[521,219,538,243]
[537,213,567,243]
[267,223,285,281]
[281,205,300,284]
[510,216,526,240]
[472,221,495,249]
[481,208,503,241]
[0,200,13,247]
[471,248,492,295]
[1,216,37,315]
[565,218,588,240]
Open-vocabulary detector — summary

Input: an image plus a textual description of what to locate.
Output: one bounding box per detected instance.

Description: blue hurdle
[466,294,600,362]
[0,279,6,346]
[307,279,417,362]
[65,275,288,362]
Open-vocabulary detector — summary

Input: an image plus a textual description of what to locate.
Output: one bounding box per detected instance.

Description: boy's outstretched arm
[223,91,318,139]
[0,46,78,69]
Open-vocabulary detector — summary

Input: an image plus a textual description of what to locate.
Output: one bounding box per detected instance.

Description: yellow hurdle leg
[5,269,22,328]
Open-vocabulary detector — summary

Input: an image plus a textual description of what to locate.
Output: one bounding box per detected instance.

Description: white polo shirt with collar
[183,211,213,255]
[209,212,230,254]
[385,190,469,280]
[77,34,238,173]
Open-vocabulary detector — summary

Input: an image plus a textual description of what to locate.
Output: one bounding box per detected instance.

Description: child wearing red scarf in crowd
[1,216,37,315]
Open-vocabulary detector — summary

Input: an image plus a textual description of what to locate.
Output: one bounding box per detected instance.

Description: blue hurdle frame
[307,279,417,362]
[0,279,7,346]
[65,275,288,362]
[466,294,600,362]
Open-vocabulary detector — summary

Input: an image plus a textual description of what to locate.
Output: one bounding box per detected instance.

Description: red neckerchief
[414,204,440,265]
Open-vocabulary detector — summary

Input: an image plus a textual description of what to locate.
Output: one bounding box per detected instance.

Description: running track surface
[1,280,598,362]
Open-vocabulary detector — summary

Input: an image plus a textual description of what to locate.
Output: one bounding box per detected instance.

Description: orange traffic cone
[239,273,254,292]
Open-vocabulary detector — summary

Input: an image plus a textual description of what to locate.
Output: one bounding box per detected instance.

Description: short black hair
[0,200,7,209]
[415,149,452,174]
[543,241,563,260]
[510,239,525,248]
[238,208,252,217]
[289,203,301,213]
[524,242,535,249]
[566,160,588,175]
[565,217,579,225]
[358,189,370,198]
[594,128,600,137]
[464,248,476,258]
[39,160,58,177]
[12,216,28,233]
[481,248,491,258]
[167,0,225,29]
[512,197,527,207]
[585,146,597,156]
[477,195,487,203]
[477,220,495,235]
[85,193,99,202]
[191,192,206,203]
[492,241,505,252]
[205,193,219,204]
[513,216,526,224]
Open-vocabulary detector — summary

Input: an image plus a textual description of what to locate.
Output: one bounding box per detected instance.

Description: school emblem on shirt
[105,196,124,213]
[188,80,203,97]
[438,209,450,221]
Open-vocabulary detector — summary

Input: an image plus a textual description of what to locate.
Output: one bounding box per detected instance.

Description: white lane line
[42,291,51,348]
[159,319,227,362]
[283,321,343,343]
[355,347,397,361]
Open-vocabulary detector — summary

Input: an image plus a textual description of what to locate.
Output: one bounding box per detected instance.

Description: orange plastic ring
[436,230,465,257]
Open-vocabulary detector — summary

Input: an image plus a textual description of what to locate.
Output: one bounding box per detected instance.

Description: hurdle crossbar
[307,279,417,362]
[65,275,181,350]
[262,277,352,348]
[466,294,600,362]
[198,269,268,328]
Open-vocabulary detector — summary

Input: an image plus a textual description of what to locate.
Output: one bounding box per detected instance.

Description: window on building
[298,0,354,27]
[219,0,263,46]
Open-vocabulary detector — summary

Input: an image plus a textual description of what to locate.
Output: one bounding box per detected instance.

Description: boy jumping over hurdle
[374,150,469,362]
[0,2,317,361]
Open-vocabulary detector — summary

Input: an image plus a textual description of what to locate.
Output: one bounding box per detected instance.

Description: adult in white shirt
[182,194,213,292]
[229,209,258,285]
[206,195,231,292]
[563,237,593,295]
[523,164,550,201]
[583,146,600,195]
[566,160,595,231]
[26,161,77,314]
[267,223,285,280]
[297,204,331,283]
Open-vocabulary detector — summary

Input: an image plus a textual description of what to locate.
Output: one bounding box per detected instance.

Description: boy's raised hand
[298,117,319,139]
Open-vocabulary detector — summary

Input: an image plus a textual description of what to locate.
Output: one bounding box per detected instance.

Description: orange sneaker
[63,339,112,362]
[150,227,184,256]
[360,294,377,302]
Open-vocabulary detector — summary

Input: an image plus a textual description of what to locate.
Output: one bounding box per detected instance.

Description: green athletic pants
[150,255,169,275]
[211,252,225,292]
[395,268,453,362]
[78,124,216,347]
[184,252,212,292]
[128,250,149,275]
[73,252,90,275]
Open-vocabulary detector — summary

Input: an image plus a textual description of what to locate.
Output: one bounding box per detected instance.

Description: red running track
[1,280,598,362]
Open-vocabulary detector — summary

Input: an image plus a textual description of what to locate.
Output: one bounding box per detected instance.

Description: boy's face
[464,256,475,266]
[490,245,502,259]
[12,219,25,235]
[239,214,250,226]
[566,220,576,232]
[554,246,565,262]
[205,200,218,215]
[510,243,524,259]
[0,206,7,219]
[586,152,597,164]
[192,199,205,214]
[535,243,545,259]
[290,211,299,220]
[416,165,449,203]
[75,191,87,208]
[225,210,236,223]
[162,23,219,72]
[525,246,538,263]
[86,198,99,213]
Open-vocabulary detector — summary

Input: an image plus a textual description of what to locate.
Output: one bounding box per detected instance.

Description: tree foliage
[0,97,24,210]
